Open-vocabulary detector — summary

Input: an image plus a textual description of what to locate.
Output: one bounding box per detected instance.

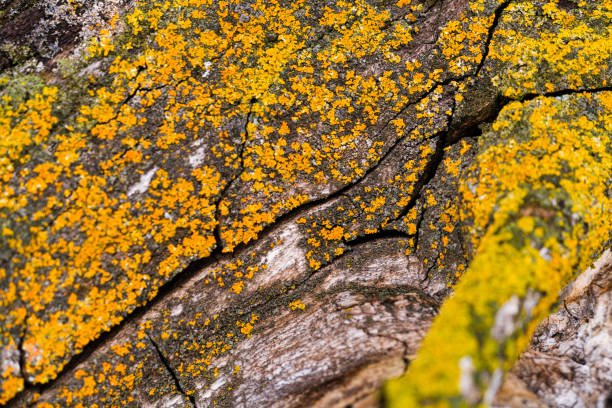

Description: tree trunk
[0,0,610,406]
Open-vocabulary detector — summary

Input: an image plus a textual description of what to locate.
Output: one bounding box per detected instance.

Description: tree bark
[0,0,610,406]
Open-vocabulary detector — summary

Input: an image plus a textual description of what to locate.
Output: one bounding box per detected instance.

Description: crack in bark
[291,232,444,306]
[147,334,198,408]
[563,300,578,321]
[361,326,408,353]
[213,98,256,252]
[18,323,30,388]
[94,65,151,126]
[474,0,512,79]
[422,260,438,284]
[390,126,448,224]
[413,205,427,254]
[520,85,612,102]
[344,229,414,247]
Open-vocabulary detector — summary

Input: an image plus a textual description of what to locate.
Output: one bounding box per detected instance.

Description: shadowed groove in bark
[344,229,414,247]
[396,129,448,223]
[413,204,427,244]
[521,85,612,101]
[474,0,512,78]
[18,324,30,388]
[213,97,256,252]
[95,66,176,126]
[147,334,197,408]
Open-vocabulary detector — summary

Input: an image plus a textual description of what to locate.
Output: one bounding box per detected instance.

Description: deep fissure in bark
[17,324,30,388]
[521,85,612,101]
[344,229,415,247]
[474,0,512,78]
[212,97,256,252]
[147,334,198,408]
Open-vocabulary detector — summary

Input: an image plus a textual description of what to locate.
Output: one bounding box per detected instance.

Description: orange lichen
[1,0,609,405]
[289,300,306,311]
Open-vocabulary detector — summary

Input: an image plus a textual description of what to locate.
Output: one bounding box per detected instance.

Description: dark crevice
[18,325,31,387]
[445,84,612,154]
[344,229,414,247]
[605,391,612,408]
[520,85,612,102]
[402,354,411,372]
[563,300,578,321]
[413,206,427,253]
[449,85,612,155]
[395,97,462,224]
[447,93,510,144]
[93,69,189,128]
[379,86,460,230]
[474,0,512,78]
[422,260,437,284]
[213,98,256,252]
[377,89,510,276]
[94,66,147,125]
[147,334,197,408]
[391,128,447,223]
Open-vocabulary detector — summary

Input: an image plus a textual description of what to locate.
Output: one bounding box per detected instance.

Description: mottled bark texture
[0,0,610,406]
[494,252,612,408]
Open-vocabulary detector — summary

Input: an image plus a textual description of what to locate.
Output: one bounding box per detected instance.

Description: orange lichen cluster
[0,0,499,401]
[288,299,306,311]
[0,85,58,183]
[489,0,612,97]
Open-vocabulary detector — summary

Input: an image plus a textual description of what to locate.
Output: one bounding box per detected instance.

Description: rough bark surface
[0,0,610,406]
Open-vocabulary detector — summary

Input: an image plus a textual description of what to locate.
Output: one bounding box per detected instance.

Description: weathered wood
[499,252,612,408]
[0,0,611,406]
